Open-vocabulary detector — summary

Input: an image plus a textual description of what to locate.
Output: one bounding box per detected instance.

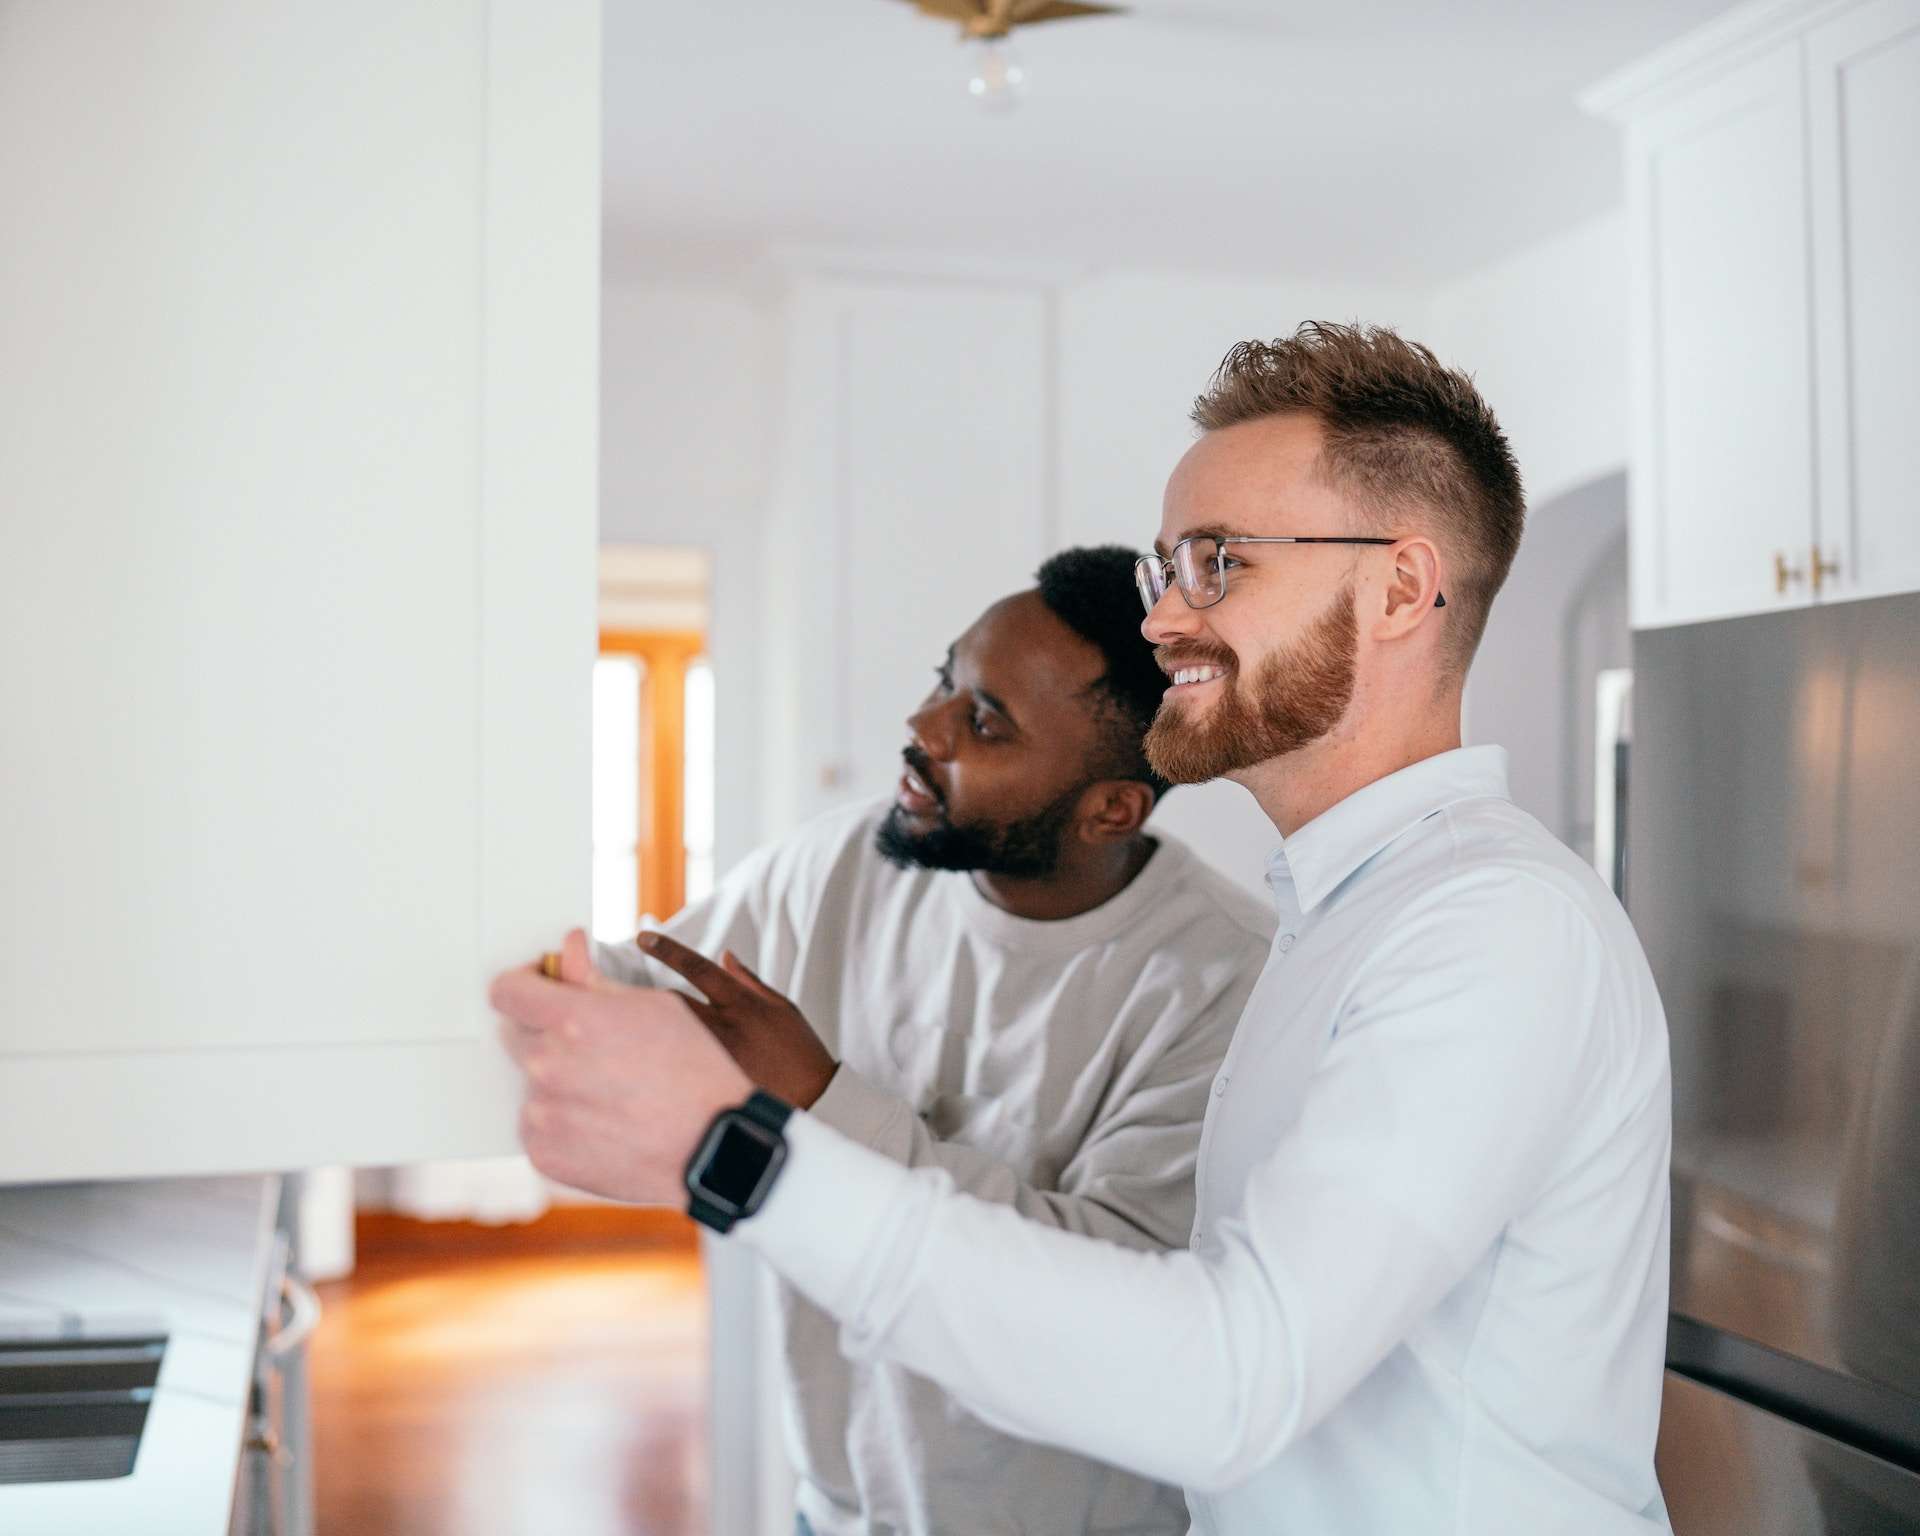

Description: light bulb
[965,38,1027,112]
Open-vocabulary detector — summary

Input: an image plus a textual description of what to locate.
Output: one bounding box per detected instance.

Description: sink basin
[0,1331,167,1484]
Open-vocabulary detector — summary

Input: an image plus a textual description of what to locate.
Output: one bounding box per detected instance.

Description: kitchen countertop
[0,1176,280,1535]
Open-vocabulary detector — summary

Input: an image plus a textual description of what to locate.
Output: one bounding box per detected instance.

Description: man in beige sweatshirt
[593,546,1273,1536]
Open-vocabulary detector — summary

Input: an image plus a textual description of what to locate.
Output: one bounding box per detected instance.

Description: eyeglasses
[1134,534,1446,613]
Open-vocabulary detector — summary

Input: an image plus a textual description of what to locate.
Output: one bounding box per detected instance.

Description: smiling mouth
[1166,664,1230,689]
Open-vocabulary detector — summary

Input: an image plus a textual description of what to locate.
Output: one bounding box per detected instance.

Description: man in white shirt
[584,545,1275,1536]
[496,323,1674,1534]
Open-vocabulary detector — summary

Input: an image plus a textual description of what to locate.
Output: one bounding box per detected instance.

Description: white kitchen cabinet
[0,2,598,1183]
[1808,0,1920,604]
[763,275,1052,831]
[1588,0,1920,629]
[1617,42,1817,628]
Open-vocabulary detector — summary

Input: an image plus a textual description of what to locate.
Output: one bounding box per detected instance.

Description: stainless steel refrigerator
[1626,592,1920,1532]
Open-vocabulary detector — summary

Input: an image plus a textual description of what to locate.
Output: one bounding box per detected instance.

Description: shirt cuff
[807,1063,910,1150]
[737,1111,925,1320]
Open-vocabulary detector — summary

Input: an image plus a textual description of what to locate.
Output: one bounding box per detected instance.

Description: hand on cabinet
[492,930,749,1205]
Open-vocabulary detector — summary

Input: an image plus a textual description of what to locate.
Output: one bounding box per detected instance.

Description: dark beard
[874,779,1087,880]
[1144,581,1358,785]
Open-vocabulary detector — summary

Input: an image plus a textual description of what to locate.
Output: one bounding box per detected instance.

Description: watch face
[692,1113,785,1215]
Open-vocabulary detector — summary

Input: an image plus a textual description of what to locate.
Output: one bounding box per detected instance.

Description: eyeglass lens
[1173,537,1224,606]
[1133,558,1164,613]
[1135,537,1228,613]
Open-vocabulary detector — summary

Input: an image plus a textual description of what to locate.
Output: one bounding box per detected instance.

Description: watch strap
[687,1191,740,1235]
[741,1089,793,1136]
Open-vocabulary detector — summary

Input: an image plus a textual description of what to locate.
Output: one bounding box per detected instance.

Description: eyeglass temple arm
[1213,538,1444,607]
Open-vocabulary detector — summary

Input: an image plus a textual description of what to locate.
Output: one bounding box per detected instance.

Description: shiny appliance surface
[1658,1372,1920,1536]
[1630,593,1920,1526]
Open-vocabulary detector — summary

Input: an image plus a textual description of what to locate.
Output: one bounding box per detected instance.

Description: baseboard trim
[354,1205,699,1258]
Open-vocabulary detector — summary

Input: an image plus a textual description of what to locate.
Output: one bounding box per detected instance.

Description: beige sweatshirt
[595,798,1274,1536]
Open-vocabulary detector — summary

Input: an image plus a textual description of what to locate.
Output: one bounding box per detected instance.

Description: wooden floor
[310,1211,709,1536]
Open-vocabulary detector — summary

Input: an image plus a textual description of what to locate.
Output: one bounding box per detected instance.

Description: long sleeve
[807,967,1242,1252]
[741,873,1634,1494]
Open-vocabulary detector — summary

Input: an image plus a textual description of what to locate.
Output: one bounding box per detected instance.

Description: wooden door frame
[599,629,704,923]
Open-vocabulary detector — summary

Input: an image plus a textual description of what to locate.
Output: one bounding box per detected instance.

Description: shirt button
[1279,933,1296,952]
[1213,1076,1229,1097]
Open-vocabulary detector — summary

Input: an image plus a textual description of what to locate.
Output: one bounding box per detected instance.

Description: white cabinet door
[1624,43,1819,628]
[1808,0,1920,604]
[766,279,1051,829]
[0,2,598,1182]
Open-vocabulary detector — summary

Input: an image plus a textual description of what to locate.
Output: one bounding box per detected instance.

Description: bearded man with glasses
[496,323,1675,1536]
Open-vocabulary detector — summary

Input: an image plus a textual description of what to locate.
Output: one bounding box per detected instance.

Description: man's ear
[1080,779,1154,844]
[1376,535,1445,639]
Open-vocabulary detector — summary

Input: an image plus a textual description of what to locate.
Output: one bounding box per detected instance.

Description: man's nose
[906,700,959,761]
[1141,583,1202,648]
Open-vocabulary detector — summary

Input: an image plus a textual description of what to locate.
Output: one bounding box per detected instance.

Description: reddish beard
[1145,582,1358,784]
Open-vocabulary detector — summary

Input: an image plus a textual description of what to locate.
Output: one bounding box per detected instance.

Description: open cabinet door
[0,0,598,1181]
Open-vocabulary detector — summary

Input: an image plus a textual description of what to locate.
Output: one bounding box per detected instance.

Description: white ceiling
[603,0,1733,287]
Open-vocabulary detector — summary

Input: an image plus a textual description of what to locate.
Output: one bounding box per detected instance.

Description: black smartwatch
[683,1090,793,1234]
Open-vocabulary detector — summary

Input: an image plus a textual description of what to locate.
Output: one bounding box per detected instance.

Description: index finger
[637,932,741,1002]
[488,966,578,1033]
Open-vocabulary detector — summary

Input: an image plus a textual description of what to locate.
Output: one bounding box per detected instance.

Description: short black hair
[1035,545,1172,803]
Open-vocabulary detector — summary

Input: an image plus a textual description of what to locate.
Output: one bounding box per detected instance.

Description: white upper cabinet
[1588,0,1920,628]
[0,2,598,1182]
[1808,0,1920,604]
[1627,43,1816,628]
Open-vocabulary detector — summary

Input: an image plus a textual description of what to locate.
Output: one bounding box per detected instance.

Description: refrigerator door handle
[1667,1314,1920,1475]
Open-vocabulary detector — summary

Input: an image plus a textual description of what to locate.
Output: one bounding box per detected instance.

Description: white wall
[1463,472,1629,857]
[1422,212,1635,855]
[600,281,774,535]
[1424,211,1630,511]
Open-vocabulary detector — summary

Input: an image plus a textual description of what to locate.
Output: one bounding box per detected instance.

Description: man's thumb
[559,927,614,991]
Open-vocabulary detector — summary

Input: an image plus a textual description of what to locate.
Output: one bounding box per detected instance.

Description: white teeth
[1173,666,1225,686]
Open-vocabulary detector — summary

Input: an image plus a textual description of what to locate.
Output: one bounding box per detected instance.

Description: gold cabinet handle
[1810,544,1841,596]
[1774,551,1806,595]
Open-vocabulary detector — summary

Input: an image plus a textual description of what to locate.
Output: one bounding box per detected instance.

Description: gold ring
[539,952,562,980]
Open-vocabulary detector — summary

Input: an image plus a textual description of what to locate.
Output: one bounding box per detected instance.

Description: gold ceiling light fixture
[893,0,1128,111]
[899,0,1127,40]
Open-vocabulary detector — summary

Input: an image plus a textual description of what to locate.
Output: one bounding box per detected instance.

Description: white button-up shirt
[746,747,1674,1534]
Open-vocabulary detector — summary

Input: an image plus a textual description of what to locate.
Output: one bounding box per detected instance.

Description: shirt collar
[1265,745,1511,913]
